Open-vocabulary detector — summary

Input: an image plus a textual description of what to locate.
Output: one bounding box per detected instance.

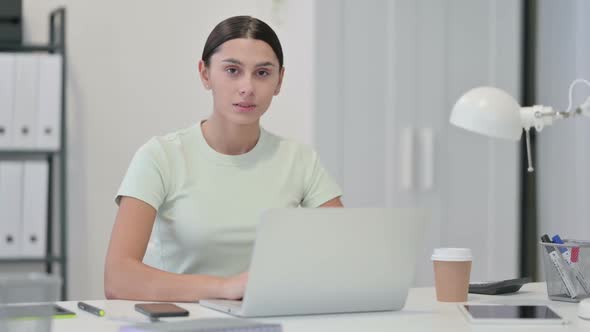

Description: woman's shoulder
[142,125,198,151]
[157,125,198,146]
[262,128,318,158]
[133,125,199,165]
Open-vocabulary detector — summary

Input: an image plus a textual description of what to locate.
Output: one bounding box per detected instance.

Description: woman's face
[199,38,284,126]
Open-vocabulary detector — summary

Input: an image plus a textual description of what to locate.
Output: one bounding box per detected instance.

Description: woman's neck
[201,114,260,155]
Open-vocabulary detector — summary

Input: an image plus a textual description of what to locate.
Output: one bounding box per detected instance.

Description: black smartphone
[134,303,189,318]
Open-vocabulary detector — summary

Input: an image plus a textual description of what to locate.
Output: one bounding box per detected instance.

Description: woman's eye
[226,67,239,75]
[257,70,270,77]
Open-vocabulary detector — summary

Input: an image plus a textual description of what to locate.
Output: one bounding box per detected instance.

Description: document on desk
[119,318,282,332]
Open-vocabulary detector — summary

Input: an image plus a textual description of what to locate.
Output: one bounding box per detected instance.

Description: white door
[315,0,520,285]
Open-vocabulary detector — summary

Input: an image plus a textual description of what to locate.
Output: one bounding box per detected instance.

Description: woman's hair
[202,16,284,68]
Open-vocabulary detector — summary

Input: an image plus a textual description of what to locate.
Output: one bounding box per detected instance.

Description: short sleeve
[300,147,343,207]
[115,138,169,210]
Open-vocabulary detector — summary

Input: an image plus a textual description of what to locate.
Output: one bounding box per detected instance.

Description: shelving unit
[0,7,67,300]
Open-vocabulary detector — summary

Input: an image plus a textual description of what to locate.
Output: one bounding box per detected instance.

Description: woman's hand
[222,271,249,300]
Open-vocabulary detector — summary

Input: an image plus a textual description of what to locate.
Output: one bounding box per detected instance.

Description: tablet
[459,304,568,325]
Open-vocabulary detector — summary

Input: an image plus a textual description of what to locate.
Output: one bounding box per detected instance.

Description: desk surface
[50,283,589,331]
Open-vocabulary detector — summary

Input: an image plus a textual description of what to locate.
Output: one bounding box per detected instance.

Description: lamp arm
[540,98,590,119]
[521,79,590,130]
[521,94,590,132]
[565,79,590,114]
[518,79,590,173]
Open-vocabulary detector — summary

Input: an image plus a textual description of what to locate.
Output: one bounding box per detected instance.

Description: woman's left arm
[319,197,344,207]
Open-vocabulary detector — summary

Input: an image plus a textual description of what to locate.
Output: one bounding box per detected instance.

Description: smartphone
[134,303,189,318]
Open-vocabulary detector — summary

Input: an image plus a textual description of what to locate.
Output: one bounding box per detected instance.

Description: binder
[12,54,39,149]
[0,53,16,149]
[36,54,62,150]
[0,0,22,18]
[20,160,48,258]
[0,161,24,258]
[0,22,22,43]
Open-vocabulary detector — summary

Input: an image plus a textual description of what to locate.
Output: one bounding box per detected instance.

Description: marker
[77,302,105,317]
[541,235,578,299]
[552,235,590,295]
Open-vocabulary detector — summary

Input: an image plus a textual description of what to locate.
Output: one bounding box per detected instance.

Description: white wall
[23,0,315,300]
[537,0,590,276]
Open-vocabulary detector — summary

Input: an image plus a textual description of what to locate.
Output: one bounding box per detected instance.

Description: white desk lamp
[450,79,590,172]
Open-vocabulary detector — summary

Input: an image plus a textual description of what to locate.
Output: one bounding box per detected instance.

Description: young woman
[104,16,343,302]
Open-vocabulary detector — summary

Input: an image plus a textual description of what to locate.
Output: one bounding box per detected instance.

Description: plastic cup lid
[431,248,472,261]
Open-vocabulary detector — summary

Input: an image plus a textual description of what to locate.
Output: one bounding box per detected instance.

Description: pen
[78,302,105,317]
[541,234,578,299]
[552,235,590,295]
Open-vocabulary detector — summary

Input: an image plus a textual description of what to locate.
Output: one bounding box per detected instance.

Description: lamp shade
[450,87,523,141]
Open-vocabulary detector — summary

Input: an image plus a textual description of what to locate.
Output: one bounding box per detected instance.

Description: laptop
[199,208,427,317]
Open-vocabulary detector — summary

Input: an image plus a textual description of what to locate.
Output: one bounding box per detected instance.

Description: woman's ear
[198,60,211,90]
[274,67,285,96]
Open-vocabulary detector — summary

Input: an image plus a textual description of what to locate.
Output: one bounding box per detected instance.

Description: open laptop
[199,208,428,317]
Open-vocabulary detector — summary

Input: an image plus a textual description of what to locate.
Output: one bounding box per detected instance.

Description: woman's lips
[233,103,257,113]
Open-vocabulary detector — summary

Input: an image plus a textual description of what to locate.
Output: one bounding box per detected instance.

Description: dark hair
[202,16,284,68]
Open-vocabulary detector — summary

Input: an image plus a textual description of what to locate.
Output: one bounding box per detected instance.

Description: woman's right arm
[104,196,248,301]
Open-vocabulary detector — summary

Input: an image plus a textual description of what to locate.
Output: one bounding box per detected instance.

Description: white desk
[51,283,590,331]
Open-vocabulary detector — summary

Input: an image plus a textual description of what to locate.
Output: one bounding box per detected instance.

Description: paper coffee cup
[431,248,472,302]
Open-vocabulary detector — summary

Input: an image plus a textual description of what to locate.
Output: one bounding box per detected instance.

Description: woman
[104,16,343,302]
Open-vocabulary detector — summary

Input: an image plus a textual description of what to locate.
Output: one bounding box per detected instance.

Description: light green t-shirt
[115,123,342,277]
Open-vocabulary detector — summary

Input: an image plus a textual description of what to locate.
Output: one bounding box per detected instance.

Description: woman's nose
[239,76,254,96]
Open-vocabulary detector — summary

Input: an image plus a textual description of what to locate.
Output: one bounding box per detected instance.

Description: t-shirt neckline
[195,121,268,166]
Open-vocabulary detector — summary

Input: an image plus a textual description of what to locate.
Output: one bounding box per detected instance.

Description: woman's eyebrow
[254,61,275,67]
[222,58,275,67]
[222,58,242,65]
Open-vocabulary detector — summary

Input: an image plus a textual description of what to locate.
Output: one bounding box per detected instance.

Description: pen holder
[539,239,590,303]
[0,273,61,332]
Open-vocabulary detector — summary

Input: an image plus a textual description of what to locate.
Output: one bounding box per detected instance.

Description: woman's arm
[104,196,247,301]
[319,197,343,207]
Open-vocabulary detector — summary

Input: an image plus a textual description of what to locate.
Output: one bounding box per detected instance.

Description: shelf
[0,43,61,52]
[0,7,68,300]
[0,256,64,264]
[0,150,61,156]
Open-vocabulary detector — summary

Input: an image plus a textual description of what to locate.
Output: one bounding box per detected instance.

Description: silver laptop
[199,208,427,317]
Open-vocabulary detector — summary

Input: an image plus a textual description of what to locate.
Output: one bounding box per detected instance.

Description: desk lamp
[449,79,590,172]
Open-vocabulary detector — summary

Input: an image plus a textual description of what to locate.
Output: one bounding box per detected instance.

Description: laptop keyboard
[214,299,243,311]
[208,300,242,312]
